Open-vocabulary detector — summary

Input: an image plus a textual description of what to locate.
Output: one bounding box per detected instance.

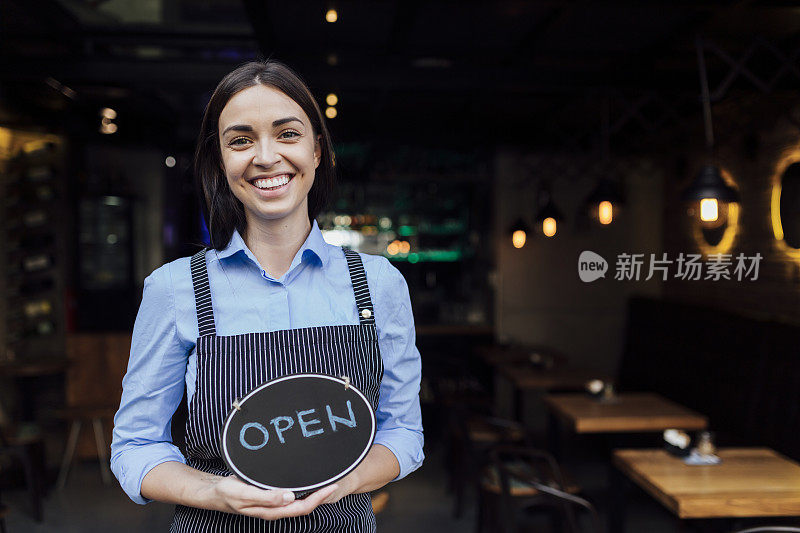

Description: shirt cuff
[111,443,187,505]
[373,427,424,481]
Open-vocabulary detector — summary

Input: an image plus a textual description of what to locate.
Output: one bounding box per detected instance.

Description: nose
[252,138,281,168]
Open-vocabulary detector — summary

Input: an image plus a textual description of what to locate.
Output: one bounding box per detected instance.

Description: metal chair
[447,407,528,520]
[0,467,7,533]
[732,526,800,533]
[479,445,599,533]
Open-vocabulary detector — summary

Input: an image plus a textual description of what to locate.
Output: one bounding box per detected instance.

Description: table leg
[547,411,562,461]
[92,418,112,485]
[608,463,628,533]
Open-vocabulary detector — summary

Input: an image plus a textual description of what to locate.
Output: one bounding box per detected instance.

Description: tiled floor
[0,445,657,532]
[2,441,792,532]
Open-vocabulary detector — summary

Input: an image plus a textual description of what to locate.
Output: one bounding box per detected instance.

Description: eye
[228,136,251,147]
[279,130,301,140]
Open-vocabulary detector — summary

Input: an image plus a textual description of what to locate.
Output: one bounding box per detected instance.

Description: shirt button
[360,308,372,319]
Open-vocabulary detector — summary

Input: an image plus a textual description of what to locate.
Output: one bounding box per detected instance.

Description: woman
[111,60,424,531]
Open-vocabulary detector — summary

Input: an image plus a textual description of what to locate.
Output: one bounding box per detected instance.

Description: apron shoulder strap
[342,248,376,326]
[190,248,217,336]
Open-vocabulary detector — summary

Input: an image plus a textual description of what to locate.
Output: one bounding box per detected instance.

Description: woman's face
[218,84,321,228]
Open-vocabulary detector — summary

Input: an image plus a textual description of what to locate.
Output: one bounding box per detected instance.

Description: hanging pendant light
[508,218,530,249]
[587,178,624,226]
[535,187,564,238]
[586,96,625,226]
[682,36,740,228]
[681,164,739,228]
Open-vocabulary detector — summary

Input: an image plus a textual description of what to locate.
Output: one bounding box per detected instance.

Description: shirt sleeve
[110,262,190,505]
[371,257,425,481]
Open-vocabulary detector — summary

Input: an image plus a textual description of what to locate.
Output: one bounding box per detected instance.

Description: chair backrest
[488,445,600,533]
[65,333,131,408]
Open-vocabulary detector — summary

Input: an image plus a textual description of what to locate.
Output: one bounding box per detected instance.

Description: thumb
[319,484,340,504]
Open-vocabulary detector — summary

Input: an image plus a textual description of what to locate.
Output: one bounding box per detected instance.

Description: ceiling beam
[0,56,700,94]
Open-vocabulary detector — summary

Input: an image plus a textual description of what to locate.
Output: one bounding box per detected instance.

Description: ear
[314,134,322,169]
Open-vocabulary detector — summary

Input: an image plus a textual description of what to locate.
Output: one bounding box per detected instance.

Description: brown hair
[194,60,335,249]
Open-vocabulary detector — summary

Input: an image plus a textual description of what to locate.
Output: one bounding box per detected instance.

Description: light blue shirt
[110,220,424,505]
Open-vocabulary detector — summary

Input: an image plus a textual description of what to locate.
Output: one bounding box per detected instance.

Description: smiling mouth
[249,174,294,191]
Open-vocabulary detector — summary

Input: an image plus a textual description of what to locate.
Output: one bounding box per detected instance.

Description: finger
[239,486,296,507]
[221,477,295,508]
[246,485,339,520]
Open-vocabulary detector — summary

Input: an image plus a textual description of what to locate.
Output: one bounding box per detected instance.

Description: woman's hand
[320,470,359,505]
[209,475,338,520]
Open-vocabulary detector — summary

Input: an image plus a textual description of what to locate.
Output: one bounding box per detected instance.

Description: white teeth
[253,175,291,189]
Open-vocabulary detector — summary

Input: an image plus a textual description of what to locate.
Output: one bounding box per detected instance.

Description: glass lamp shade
[681,164,740,203]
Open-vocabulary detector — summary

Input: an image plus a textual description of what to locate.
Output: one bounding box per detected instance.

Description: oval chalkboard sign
[221,374,376,492]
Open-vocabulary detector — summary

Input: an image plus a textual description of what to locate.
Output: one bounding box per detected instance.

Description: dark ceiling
[2,0,800,152]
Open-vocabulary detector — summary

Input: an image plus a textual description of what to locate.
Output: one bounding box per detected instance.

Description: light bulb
[598,201,613,225]
[698,198,730,229]
[700,198,718,222]
[325,9,338,22]
[512,230,527,248]
[542,217,557,237]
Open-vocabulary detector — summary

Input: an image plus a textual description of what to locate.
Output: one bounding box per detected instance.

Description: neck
[243,208,312,280]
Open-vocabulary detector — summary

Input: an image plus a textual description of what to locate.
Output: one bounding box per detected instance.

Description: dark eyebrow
[221,124,253,136]
[272,116,303,127]
[221,117,303,137]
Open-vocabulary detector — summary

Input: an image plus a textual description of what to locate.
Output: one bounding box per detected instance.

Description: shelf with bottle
[1,134,66,349]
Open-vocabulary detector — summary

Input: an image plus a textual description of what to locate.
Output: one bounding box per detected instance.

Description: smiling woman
[110,60,424,533]
[194,61,335,262]
[218,85,320,243]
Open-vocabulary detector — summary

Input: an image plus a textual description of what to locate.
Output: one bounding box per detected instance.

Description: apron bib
[170,247,383,532]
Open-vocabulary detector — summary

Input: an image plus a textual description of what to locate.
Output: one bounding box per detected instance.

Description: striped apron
[170,247,383,532]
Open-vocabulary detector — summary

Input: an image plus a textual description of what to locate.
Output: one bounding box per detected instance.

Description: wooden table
[544,392,708,434]
[500,365,603,392]
[611,448,800,531]
[0,356,69,378]
[0,357,69,422]
[498,364,605,421]
[475,344,568,367]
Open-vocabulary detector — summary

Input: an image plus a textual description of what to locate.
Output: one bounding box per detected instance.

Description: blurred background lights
[165,156,176,168]
[512,230,527,249]
[326,93,338,106]
[542,217,557,237]
[325,107,338,119]
[325,9,338,23]
[700,198,719,223]
[598,201,613,225]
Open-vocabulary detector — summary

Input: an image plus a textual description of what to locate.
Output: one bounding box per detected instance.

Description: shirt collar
[216,219,331,269]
